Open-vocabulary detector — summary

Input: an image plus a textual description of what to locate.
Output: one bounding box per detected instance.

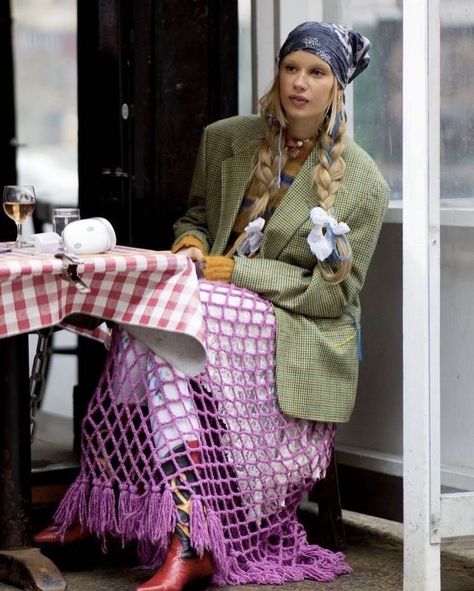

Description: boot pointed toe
[34,523,90,545]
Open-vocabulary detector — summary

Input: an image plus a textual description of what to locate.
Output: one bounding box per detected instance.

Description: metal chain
[29,328,53,442]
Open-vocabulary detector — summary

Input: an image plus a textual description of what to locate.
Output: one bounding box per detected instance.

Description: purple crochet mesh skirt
[54,280,350,585]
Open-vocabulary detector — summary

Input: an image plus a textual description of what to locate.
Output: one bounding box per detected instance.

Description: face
[279,51,336,136]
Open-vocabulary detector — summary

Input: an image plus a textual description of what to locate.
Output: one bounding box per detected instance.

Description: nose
[293,71,308,89]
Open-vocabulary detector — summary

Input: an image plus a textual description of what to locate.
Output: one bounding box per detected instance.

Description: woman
[35,21,389,591]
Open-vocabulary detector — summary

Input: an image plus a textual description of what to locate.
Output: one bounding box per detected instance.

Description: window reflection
[238,0,252,116]
[351,0,403,200]
[12,0,77,206]
[352,0,474,202]
[440,5,474,202]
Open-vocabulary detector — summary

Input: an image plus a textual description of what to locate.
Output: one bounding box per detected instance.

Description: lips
[289,94,309,105]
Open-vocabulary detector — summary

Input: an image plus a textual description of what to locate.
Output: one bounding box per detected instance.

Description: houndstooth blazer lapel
[211,130,262,255]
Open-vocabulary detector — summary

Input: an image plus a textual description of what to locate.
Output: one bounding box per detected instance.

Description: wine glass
[2,185,36,248]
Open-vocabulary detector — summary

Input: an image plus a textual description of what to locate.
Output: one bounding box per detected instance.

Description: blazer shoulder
[343,138,391,198]
[205,114,266,143]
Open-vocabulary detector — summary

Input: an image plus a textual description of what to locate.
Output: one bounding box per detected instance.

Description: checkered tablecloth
[0,244,206,375]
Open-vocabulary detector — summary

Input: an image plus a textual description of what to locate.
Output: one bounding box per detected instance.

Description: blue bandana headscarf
[277,22,371,88]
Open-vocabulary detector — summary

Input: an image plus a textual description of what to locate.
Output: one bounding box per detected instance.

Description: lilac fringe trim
[212,544,351,586]
[53,479,350,584]
[54,481,175,547]
[54,478,89,537]
[117,485,144,540]
[189,495,208,557]
[189,497,229,579]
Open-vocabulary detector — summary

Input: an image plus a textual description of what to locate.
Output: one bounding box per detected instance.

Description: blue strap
[345,309,363,362]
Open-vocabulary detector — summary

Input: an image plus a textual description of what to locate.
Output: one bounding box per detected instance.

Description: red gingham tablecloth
[0,244,206,375]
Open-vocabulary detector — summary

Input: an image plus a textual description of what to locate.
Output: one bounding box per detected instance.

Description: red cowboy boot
[34,522,90,545]
[135,532,214,591]
[136,440,215,591]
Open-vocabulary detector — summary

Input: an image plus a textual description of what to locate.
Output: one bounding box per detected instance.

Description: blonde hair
[229,66,352,284]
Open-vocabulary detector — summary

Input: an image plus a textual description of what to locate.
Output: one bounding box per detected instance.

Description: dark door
[0,1,18,241]
[77,0,238,248]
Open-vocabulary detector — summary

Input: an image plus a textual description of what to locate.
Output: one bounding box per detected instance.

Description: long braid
[312,87,351,284]
[227,119,286,256]
[247,125,285,220]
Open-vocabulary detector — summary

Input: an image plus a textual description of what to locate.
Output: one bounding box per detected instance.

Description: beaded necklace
[284,133,318,160]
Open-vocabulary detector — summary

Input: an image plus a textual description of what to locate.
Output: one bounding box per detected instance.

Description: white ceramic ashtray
[63,217,117,255]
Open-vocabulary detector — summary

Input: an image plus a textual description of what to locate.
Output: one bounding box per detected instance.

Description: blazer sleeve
[172,126,212,252]
[231,171,390,320]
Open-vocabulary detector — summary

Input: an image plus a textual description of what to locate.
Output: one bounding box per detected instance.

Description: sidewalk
[1,510,473,591]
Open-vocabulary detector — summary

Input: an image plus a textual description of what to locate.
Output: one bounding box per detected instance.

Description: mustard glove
[171,235,207,255]
[201,256,235,283]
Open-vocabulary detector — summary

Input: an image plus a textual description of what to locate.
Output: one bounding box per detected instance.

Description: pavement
[1,510,473,591]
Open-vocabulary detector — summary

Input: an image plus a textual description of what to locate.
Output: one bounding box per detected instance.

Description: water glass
[52,208,80,237]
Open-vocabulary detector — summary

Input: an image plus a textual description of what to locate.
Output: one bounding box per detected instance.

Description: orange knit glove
[201,256,235,283]
[171,235,207,255]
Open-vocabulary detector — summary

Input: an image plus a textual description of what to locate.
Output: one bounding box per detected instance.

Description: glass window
[238,0,252,115]
[440,1,474,204]
[351,0,474,204]
[12,0,78,207]
[12,0,78,419]
[439,2,474,488]
[351,0,403,200]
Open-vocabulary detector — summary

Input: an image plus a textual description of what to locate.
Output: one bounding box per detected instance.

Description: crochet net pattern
[54,280,350,585]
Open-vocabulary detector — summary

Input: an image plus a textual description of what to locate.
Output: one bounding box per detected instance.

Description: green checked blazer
[174,115,390,423]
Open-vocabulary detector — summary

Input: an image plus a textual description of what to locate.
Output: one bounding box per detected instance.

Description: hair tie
[307,207,350,262]
[236,217,265,257]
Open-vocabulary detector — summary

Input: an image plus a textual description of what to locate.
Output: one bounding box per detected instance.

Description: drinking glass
[52,208,80,238]
[2,185,36,248]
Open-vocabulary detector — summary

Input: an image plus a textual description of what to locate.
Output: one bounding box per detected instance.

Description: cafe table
[0,244,206,591]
